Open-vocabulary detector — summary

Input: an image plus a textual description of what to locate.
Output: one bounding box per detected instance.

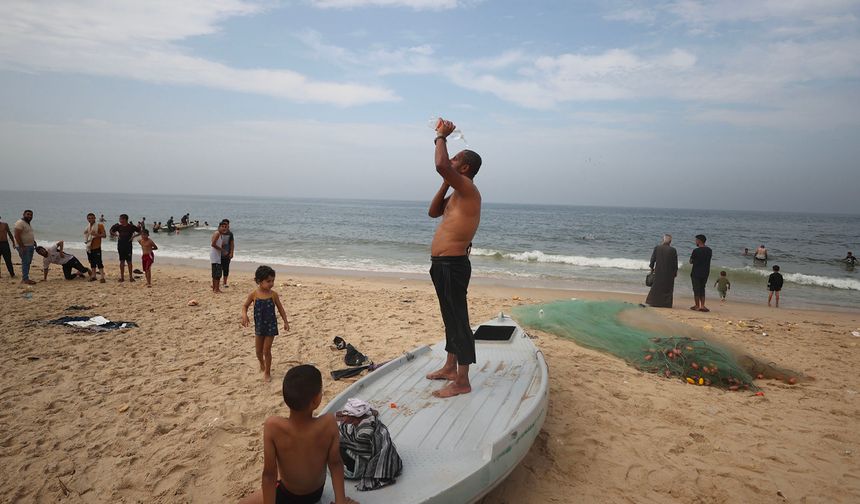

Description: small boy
[767,265,783,308]
[239,365,358,504]
[714,271,731,303]
[138,229,158,287]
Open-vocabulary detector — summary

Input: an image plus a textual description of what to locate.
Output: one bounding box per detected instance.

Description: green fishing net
[513,300,764,391]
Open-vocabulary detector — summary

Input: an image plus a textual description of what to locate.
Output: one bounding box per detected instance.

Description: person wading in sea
[425,118,483,399]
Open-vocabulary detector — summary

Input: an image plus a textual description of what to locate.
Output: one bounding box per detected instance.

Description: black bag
[645,271,656,287]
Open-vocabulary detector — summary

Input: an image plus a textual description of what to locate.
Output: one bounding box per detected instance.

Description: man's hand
[436,118,456,138]
[283,320,290,332]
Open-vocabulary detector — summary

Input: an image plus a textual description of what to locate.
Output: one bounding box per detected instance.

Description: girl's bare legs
[262,336,274,382]
[255,336,265,372]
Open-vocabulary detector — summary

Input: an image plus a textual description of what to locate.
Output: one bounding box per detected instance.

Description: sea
[1,191,857,311]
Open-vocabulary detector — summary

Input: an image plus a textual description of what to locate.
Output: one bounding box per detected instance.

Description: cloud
[0,0,398,106]
[296,29,438,75]
[607,0,860,36]
[309,0,462,9]
[447,48,698,109]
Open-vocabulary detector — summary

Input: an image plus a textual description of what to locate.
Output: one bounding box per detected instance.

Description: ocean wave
[470,248,649,271]
[152,247,429,275]
[735,266,860,291]
[784,273,860,290]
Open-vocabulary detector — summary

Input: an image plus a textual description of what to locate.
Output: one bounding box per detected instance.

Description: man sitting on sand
[37,241,91,281]
[239,365,357,504]
[425,118,483,399]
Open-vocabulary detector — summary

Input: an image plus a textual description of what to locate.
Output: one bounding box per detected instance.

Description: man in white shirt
[14,209,37,285]
[36,241,91,280]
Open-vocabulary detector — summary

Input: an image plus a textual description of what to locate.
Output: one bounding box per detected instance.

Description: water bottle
[539,309,544,319]
[428,116,467,144]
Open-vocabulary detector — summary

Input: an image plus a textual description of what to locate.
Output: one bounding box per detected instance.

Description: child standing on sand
[714,270,731,303]
[242,265,290,382]
[238,365,357,504]
[768,265,784,308]
[138,229,158,287]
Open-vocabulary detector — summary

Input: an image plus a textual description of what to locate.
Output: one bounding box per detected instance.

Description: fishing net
[512,300,782,391]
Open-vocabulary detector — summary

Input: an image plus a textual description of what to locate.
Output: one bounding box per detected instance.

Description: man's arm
[57,241,65,258]
[434,120,477,196]
[326,415,352,504]
[211,232,222,251]
[14,225,22,249]
[228,233,235,258]
[649,247,657,270]
[428,182,449,218]
[261,419,279,504]
[5,225,14,245]
[150,240,158,251]
[98,224,106,239]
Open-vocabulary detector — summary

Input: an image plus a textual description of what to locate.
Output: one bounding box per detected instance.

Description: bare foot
[426,368,457,381]
[99,278,106,284]
[263,372,271,382]
[213,289,222,294]
[146,284,152,288]
[119,278,125,283]
[432,382,471,398]
[129,278,135,283]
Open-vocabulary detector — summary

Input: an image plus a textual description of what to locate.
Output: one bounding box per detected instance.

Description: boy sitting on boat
[239,365,358,504]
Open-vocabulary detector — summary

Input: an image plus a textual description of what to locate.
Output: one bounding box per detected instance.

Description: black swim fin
[331,365,371,380]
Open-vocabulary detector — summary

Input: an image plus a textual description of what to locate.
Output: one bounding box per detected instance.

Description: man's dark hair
[24,209,33,215]
[695,234,707,243]
[255,265,276,283]
[141,228,150,236]
[87,212,95,218]
[35,246,46,254]
[120,214,129,220]
[221,219,230,225]
[462,150,482,178]
[282,365,322,411]
[772,265,780,271]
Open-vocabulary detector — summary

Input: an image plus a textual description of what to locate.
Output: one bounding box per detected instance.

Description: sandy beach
[1,257,858,503]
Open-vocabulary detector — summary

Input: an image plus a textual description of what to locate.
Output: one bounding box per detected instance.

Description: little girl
[242,265,290,382]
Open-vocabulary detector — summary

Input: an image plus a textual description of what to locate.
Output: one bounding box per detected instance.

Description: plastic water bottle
[428,116,467,144]
[539,309,544,319]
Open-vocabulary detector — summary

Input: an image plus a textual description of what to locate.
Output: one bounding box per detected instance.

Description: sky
[1,0,859,213]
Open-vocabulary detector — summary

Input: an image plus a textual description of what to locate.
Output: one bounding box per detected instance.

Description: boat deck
[318,316,548,503]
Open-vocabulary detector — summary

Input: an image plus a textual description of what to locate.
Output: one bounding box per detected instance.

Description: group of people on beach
[1,211,159,287]
[646,234,788,309]
[0,209,231,289]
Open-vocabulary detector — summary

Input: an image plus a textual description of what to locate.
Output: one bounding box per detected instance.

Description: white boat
[319,313,549,503]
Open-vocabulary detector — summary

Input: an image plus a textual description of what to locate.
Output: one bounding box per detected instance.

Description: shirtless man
[238,365,357,504]
[754,244,768,263]
[0,216,15,278]
[425,118,483,399]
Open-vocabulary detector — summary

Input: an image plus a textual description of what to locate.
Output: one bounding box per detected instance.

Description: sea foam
[470,248,649,271]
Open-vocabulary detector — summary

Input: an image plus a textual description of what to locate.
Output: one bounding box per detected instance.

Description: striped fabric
[338,412,403,491]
